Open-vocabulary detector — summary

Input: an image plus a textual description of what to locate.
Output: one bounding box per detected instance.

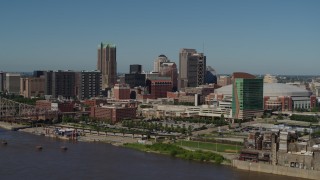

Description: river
[0,128,300,180]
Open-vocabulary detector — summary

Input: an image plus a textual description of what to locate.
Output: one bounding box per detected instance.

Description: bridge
[0,97,59,122]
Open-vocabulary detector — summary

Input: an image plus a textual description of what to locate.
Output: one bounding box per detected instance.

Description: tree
[277,114,284,120]
[62,116,74,123]
[165,124,169,132]
[220,114,225,121]
[187,125,192,136]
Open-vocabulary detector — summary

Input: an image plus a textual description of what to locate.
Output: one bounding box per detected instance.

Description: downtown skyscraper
[178,48,206,90]
[97,42,117,89]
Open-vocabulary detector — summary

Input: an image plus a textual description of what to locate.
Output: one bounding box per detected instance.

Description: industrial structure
[0,97,59,122]
[239,129,320,171]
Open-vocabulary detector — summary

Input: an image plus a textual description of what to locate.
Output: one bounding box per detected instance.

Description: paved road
[193,120,257,135]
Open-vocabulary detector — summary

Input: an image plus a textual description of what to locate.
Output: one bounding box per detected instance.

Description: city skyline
[1,0,319,75]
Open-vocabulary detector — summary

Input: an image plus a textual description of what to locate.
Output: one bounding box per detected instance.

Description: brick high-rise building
[113,83,130,100]
[150,79,172,99]
[20,77,45,98]
[5,73,21,95]
[138,79,172,100]
[97,42,117,89]
[159,62,178,92]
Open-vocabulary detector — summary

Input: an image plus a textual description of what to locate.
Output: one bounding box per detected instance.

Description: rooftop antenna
[202,42,205,53]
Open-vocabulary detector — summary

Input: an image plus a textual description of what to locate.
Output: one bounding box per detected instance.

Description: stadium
[214,83,316,111]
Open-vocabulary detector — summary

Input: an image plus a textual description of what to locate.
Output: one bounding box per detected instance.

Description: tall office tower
[75,71,102,100]
[178,49,206,90]
[130,64,142,74]
[153,54,169,73]
[232,72,263,120]
[97,42,117,89]
[44,70,76,99]
[159,62,178,92]
[5,73,21,95]
[0,72,5,93]
[44,71,54,96]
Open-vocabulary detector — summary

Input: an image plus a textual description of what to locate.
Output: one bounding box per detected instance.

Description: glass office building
[232,78,263,120]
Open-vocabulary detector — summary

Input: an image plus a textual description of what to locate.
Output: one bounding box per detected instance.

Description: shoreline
[0,122,144,146]
[0,122,30,131]
[0,122,233,163]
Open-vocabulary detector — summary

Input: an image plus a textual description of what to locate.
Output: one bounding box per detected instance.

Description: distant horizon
[1,0,319,75]
[1,70,319,77]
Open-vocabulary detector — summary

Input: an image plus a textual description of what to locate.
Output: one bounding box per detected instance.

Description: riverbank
[0,122,30,131]
[0,122,142,146]
[1,122,314,179]
[2,129,293,180]
[0,122,234,161]
[123,143,226,164]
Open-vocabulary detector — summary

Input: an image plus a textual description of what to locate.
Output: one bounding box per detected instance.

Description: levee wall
[232,159,320,180]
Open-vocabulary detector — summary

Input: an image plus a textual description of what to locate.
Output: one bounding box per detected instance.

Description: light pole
[216,141,217,152]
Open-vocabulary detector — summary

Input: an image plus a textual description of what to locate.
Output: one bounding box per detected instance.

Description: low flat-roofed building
[90,105,136,122]
[113,83,130,100]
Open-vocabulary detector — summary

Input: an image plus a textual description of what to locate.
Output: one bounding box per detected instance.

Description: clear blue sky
[1,0,319,75]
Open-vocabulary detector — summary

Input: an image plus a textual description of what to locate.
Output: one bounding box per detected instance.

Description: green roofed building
[232,72,263,120]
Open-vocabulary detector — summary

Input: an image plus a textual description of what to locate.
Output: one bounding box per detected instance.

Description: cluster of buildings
[240,128,320,171]
[213,79,317,113]
[1,42,319,123]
